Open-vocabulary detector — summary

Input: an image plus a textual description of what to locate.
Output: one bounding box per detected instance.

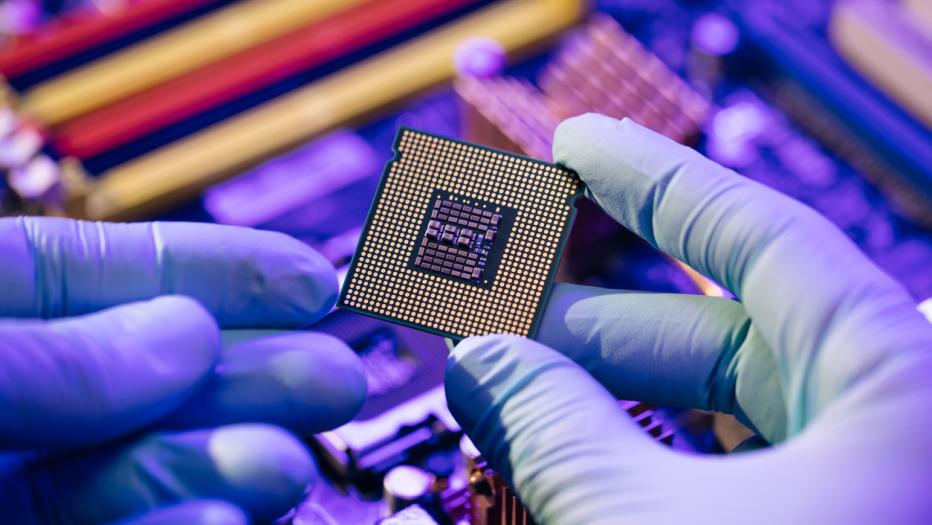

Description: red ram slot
[54,0,477,159]
[0,0,217,78]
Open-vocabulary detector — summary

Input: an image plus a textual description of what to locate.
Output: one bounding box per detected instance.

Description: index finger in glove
[106,500,247,525]
[553,114,932,433]
[0,217,337,327]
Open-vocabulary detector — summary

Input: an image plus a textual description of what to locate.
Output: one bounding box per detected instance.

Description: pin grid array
[341,130,580,338]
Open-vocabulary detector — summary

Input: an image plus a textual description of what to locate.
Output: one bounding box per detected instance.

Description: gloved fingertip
[311,334,368,424]
[205,424,314,520]
[50,424,313,524]
[129,296,222,395]
[257,333,367,431]
[285,237,340,323]
[241,229,339,326]
[145,295,223,364]
[108,500,248,525]
[165,332,366,435]
[154,224,338,328]
[190,500,249,525]
[552,113,627,164]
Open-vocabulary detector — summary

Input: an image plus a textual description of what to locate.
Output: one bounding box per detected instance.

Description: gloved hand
[0,218,367,525]
[445,114,932,524]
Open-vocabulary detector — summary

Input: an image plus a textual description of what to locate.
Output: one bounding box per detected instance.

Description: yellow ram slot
[80,0,586,220]
[19,0,366,125]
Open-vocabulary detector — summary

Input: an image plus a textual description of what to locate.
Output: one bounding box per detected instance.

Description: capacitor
[383,465,434,515]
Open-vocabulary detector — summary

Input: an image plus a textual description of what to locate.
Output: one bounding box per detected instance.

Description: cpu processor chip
[339,128,582,340]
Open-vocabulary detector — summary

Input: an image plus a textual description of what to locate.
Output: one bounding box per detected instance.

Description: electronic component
[383,466,436,515]
[458,402,673,525]
[310,311,459,494]
[12,3,927,525]
[339,128,583,340]
[456,14,709,162]
[203,130,379,233]
[456,75,559,160]
[52,0,478,159]
[455,15,720,298]
[733,1,932,227]
[540,14,709,145]
[829,0,932,130]
[62,0,585,220]
[0,1,220,78]
[17,0,365,125]
[312,384,458,490]
[464,453,537,525]
[412,191,514,287]
[378,505,439,525]
[454,38,508,79]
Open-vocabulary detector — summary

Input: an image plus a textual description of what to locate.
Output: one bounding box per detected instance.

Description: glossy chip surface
[339,128,582,339]
[410,190,515,288]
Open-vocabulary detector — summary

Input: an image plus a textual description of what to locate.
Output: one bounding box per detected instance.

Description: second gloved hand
[0,219,367,524]
[445,115,932,525]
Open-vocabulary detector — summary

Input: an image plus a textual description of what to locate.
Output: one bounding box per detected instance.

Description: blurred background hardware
[0,0,929,522]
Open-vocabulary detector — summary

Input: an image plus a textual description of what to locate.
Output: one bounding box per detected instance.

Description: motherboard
[0,0,928,523]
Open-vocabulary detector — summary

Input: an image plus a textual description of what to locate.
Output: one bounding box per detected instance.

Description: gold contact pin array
[340,129,581,340]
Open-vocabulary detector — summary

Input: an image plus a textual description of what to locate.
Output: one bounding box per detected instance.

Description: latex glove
[0,218,367,525]
[445,115,932,524]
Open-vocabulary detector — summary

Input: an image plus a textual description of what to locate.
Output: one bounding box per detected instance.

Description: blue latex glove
[0,218,367,524]
[445,115,932,524]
